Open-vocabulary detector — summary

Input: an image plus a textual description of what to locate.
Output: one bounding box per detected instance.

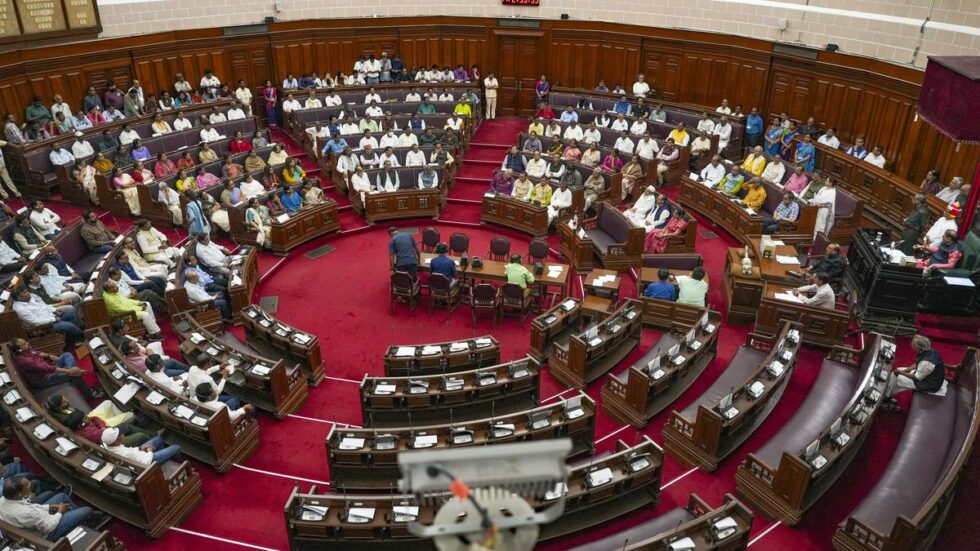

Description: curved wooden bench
[241,304,324,386]
[834,348,979,551]
[529,297,582,362]
[736,335,893,524]
[326,393,595,490]
[382,335,500,377]
[662,321,802,471]
[0,517,125,551]
[359,356,540,427]
[549,299,642,389]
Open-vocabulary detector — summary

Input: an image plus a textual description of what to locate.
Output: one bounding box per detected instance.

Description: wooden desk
[419,252,570,302]
[846,228,924,335]
[481,193,550,237]
[383,336,501,377]
[550,299,643,389]
[581,295,614,321]
[723,248,763,325]
[751,241,804,285]
[227,245,259,325]
[638,268,710,290]
[529,298,582,362]
[0,517,124,551]
[241,305,324,387]
[755,281,850,348]
[267,201,341,255]
[584,269,622,302]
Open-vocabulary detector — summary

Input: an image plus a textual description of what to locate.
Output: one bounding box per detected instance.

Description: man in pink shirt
[782,164,809,194]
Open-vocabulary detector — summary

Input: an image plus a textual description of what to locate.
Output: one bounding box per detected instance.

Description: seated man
[740,146,767,177]
[46,392,148,446]
[195,382,253,422]
[0,239,27,273]
[742,178,766,211]
[11,338,99,400]
[0,478,95,542]
[184,254,228,290]
[26,269,80,309]
[490,169,515,195]
[624,186,658,226]
[642,194,673,233]
[922,202,960,248]
[28,201,61,239]
[548,181,573,224]
[429,243,457,283]
[699,156,726,188]
[914,229,961,271]
[102,280,164,341]
[101,427,181,466]
[188,356,241,409]
[108,267,166,315]
[801,243,845,281]
[791,272,835,309]
[675,267,707,307]
[115,251,166,295]
[718,165,745,196]
[881,335,947,412]
[763,192,800,234]
[143,354,190,394]
[11,288,84,347]
[643,269,677,301]
[504,254,534,296]
[79,210,116,253]
[185,270,231,322]
[195,233,232,276]
[13,214,48,255]
[760,153,786,184]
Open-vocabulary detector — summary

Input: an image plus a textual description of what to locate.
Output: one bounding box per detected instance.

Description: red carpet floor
[19,118,978,551]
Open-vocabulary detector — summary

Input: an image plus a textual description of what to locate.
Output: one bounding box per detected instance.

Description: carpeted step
[448,184,490,201]
[463,147,509,162]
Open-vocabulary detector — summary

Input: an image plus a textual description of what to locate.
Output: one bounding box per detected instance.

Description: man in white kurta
[624,186,658,226]
[549,181,573,224]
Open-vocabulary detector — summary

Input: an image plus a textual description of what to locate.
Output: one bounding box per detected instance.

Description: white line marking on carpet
[595,424,630,443]
[168,527,279,551]
[286,413,360,428]
[748,521,783,546]
[232,464,331,486]
[661,467,699,489]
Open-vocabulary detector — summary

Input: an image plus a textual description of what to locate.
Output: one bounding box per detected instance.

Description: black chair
[448,232,469,257]
[421,226,440,253]
[499,283,533,322]
[390,271,421,312]
[428,273,461,316]
[470,283,500,327]
[486,237,511,261]
[524,238,549,264]
[798,231,830,265]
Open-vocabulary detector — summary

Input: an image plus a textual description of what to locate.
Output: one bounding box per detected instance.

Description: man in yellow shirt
[530,179,552,206]
[503,254,534,295]
[743,178,767,211]
[740,145,767,177]
[453,100,472,118]
[102,280,164,340]
[527,117,544,136]
[667,121,690,146]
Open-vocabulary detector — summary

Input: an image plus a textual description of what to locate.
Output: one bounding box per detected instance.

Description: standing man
[0,137,23,198]
[388,226,419,279]
[744,107,764,148]
[483,72,500,119]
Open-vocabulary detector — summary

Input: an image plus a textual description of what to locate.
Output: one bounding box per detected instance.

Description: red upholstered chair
[524,238,550,264]
[428,273,461,316]
[486,237,511,261]
[448,232,469,257]
[421,227,440,253]
[470,283,500,327]
[390,271,421,312]
[499,283,533,321]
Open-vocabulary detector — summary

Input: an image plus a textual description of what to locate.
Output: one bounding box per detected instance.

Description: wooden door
[497,34,541,117]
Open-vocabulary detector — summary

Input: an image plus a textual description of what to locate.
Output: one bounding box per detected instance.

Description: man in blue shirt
[322,134,348,156]
[643,268,677,301]
[388,226,419,278]
[745,107,764,148]
[429,243,457,284]
[613,95,631,115]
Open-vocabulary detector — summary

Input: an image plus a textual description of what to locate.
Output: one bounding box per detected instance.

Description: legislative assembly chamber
[0,1,977,550]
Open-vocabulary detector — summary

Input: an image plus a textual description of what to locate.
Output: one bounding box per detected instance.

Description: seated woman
[176,151,197,171]
[645,208,689,254]
[156,181,183,225]
[195,166,221,189]
[72,159,98,204]
[209,200,230,233]
[302,181,324,204]
[562,139,582,162]
[620,154,645,201]
[153,152,177,179]
[282,158,306,185]
[221,155,243,179]
[915,229,962,270]
[245,198,271,247]
[46,394,150,446]
[111,166,141,215]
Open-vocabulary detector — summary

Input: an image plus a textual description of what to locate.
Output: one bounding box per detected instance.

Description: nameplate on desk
[449,342,468,352]
[339,437,365,450]
[374,383,396,395]
[394,346,415,357]
[421,345,441,355]
[346,507,376,523]
[190,332,207,344]
[276,214,290,223]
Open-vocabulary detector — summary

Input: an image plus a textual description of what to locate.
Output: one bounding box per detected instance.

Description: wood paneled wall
[0,16,976,184]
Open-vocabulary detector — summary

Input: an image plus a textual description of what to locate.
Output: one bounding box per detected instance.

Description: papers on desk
[276,213,290,223]
[412,434,438,448]
[475,337,493,348]
[673,354,686,366]
[55,437,78,456]
[775,255,800,265]
[339,437,365,450]
[0,372,9,385]
[190,415,208,427]
[587,467,614,487]
[588,337,603,347]
[292,333,312,345]
[770,240,785,246]
[878,246,910,264]
[393,506,419,522]
[591,274,617,287]
[561,299,577,311]
[90,463,115,482]
[2,389,20,405]
[374,383,396,395]
[944,276,976,288]
[394,346,415,357]
[744,207,757,216]
[347,507,376,523]
[484,192,496,198]
[421,345,442,355]
[449,342,468,352]
[205,346,221,357]
[774,292,803,303]
[87,337,105,350]
[545,482,567,501]
[14,407,34,422]
[251,364,271,377]
[546,265,564,278]
[146,391,167,405]
[113,382,140,405]
[32,423,54,440]
[172,404,195,419]
[231,276,242,287]
[301,505,328,521]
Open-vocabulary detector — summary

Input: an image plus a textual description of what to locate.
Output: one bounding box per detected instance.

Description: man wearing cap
[429,243,457,283]
[101,428,181,466]
[923,202,960,248]
[70,132,94,159]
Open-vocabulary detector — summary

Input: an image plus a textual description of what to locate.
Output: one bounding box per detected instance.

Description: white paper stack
[775,255,800,265]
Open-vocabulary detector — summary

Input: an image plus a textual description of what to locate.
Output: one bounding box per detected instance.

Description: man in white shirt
[935,177,964,204]
[438,90,454,102]
[526,152,547,178]
[697,112,715,135]
[445,114,464,131]
[375,162,400,192]
[792,272,836,309]
[324,92,343,107]
[405,89,421,102]
[365,56,382,84]
[235,81,253,115]
[200,70,221,91]
[700,156,726,187]
[359,87,378,104]
[630,117,648,136]
[364,103,383,118]
[405,144,426,167]
[194,382,252,421]
[817,128,840,149]
[418,165,439,189]
[0,478,94,541]
[104,105,125,121]
[208,108,227,124]
[624,186,658,225]
[611,114,630,132]
[282,93,302,113]
[923,203,960,248]
[185,271,231,320]
[195,233,231,275]
[29,201,60,238]
[303,92,322,110]
[563,121,584,142]
[614,131,635,156]
[398,129,418,148]
[713,116,732,151]
[50,95,72,120]
[350,166,371,195]
[864,146,887,169]
[484,72,499,119]
[636,132,659,161]
[549,181,573,224]
[173,111,193,131]
[715,99,732,115]
[379,130,399,150]
[70,133,94,159]
[226,103,246,121]
[240,174,265,200]
[101,427,181,467]
[119,124,140,145]
[340,120,359,135]
[174,73,193,93]
[358,131,379,151]
[583,122,601,145]
[760,153,786,184]
[632,73,651,98]
[48,145,75,167]
[199,123,221,143]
